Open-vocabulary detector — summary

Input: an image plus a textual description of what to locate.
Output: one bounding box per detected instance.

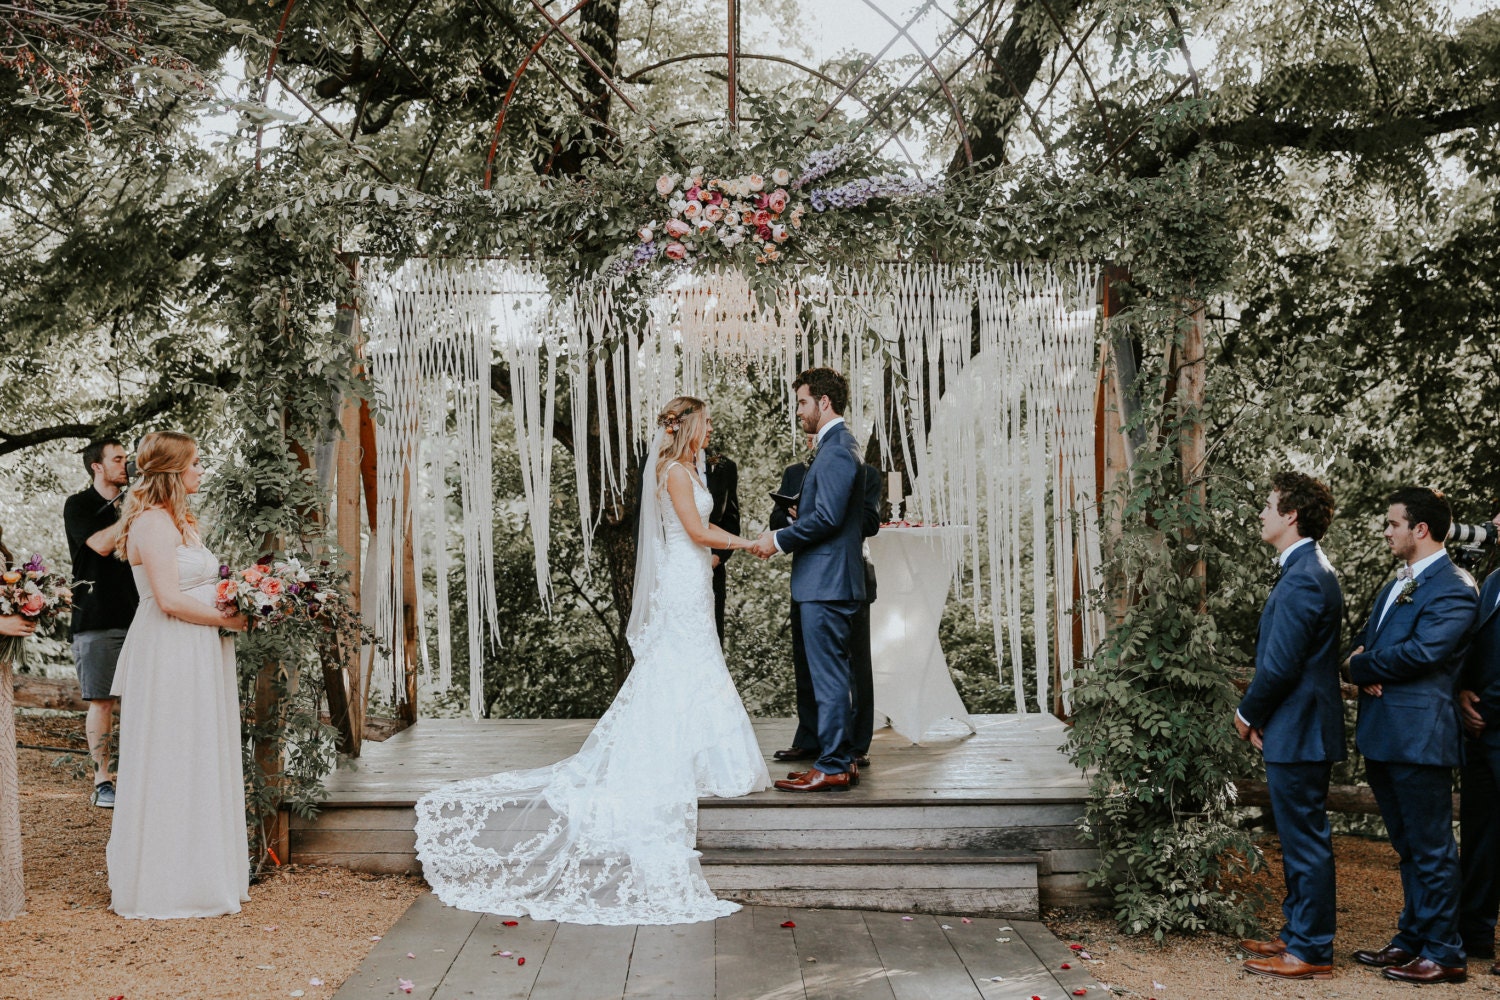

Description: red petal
[781,921,796,928]
[1061,962,1071,969]
[1069,943,1084,950]
[517,957,526,966]
[1074,991,1089,996]
[502,920,519,926]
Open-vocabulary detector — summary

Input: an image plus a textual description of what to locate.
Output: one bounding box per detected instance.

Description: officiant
[704,443,740,644]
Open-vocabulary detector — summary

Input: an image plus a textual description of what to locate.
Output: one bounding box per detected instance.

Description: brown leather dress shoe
[1240,938,1287,958]
[1382,957,1467,984]
[1353,945,1416,967]
[774,769,852,792]
[789,764,860,786]
[772,747,817,762]
[1243,953,1332,981]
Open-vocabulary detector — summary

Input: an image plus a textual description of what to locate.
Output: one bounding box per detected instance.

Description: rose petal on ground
[290,992,305,998]
[1153,982,1165,990]
[517,957,525,966]
[309,979,323,987]
[1070,943,1084,950]
[1079,951,1092,960]
[502,920,519,926]
[398,978,414,994]
[1061,962,1072,969]
[370,935,381,942]
[494,950,512,958]
[263,925,278,932]
[406,952,415,959]
[901,916,913,921]
[996,937,1011,943]
[961,918,972,924]
[781,921,796,928]
[1074,990,1089,996]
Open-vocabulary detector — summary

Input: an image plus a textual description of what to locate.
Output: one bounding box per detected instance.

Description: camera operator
[1457,509,1500,968]
[63,439,139,808]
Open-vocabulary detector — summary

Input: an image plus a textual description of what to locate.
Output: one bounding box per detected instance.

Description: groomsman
[1236,473,1344,981]
[1456,510,1500,967]
[1348,487,1478,984]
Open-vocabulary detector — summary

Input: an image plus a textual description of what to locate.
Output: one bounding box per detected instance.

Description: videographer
[1457,508,1500,968]
[62,439,139,808]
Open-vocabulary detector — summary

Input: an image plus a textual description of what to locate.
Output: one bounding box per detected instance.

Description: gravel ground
[1048,834,1500,997]
[9,709,1499,998]
[0,713,423,1000]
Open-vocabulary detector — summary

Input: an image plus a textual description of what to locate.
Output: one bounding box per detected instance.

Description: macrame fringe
[363,260,1103,720]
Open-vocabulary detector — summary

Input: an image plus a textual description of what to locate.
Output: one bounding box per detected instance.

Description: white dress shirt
[1375,548,1447,630]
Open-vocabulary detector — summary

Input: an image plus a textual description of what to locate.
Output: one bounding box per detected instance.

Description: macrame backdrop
[363,260,1103,719]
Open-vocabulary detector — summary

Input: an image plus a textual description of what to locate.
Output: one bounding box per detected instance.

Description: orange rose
[243,566,264,585]
[1,571,20,585]
[215,580,238,603]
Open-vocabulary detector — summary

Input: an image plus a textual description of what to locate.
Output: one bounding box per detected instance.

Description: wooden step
[700,848,1040,918]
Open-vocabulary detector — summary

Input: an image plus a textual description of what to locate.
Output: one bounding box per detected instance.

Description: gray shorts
[72,629,128,701]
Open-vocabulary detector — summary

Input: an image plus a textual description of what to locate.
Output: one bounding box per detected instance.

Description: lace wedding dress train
[414,463,769,925]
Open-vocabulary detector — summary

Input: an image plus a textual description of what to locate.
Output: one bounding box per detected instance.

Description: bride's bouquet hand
[219,608,250,633]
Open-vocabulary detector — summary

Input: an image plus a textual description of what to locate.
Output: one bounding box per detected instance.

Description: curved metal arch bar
[923,0,1058,158]
[257,0,300,172]
[852,0,974,167]
[347,0,432,140]
[1033,0,1114,145]
[622,51,923,173]
[483,0,594,189]
[809,0,933,130]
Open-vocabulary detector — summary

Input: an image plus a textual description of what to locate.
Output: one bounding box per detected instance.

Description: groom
[752,367,867,792]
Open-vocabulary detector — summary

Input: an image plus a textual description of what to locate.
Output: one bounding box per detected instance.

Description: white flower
[694,216,715,233]
[688,164,705,184]
[683,199,702,219]
[668,197,687,215]
[771,167,791,186]
[720,228,745,247]
[638,225,654,243]
[748,173,765,191]
[655,173,679,197]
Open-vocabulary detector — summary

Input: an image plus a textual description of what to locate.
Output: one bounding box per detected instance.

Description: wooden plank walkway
[333,894,1107,1000]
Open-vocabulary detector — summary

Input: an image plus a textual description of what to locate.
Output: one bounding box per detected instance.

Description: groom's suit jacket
[1237,541,1346,764]
[1349,554,1477,766]
[774,421,867,604]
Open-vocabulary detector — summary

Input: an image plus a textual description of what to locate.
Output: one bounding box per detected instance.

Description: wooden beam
[327,253,363,757]
[1094,266,1133,626]
[399,468,419,725]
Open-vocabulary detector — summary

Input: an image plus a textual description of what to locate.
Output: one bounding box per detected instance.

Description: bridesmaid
[107,431,250,919]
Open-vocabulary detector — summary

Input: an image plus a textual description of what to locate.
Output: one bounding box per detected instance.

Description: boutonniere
[1395,569,1418,605]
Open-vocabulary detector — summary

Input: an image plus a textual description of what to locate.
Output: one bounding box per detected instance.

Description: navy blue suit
[774,420,866,775]
[1349,554,1479,968]
[1237,541,1345,965]
[1458,571,1500,955]
[773,461,881,758]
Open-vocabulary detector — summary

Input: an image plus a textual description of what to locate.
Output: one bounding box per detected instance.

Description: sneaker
[91,781,115,809]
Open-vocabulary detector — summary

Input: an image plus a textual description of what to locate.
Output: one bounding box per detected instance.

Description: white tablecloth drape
[866,526,975,743]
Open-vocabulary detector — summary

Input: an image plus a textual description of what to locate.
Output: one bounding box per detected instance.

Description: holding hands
[749,531,778,560]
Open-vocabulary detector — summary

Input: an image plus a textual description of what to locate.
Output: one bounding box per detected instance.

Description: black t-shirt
[63,486,139,636]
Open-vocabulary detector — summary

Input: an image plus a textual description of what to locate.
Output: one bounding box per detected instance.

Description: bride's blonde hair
[116,431,200,559]
[654,396,708,486]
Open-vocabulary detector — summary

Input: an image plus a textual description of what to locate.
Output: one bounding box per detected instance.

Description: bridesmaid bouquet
[215,556,344,631]
[0,553,73,660]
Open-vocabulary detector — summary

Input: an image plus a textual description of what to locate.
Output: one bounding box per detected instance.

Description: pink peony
[21,594,45,616]
[684,186,701,202]
[694,216,714,233]
[664,218,691,238]
[706,190,724,205]
[753,209,772,226]
[682,200,702,219]
[748,173,765,191]
[767,188,788,213]
[242,566,264,585]
[655,173,678,197]
[664,242,689,260]
[704,204,724,223]
[756,224,773,241]
[258,577,283,596]
[741,210,756,225]
[215,580,238,603]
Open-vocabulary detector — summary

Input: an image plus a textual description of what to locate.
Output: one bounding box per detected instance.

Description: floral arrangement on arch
[620,144,941,274]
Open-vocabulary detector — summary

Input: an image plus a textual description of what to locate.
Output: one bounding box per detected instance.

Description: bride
[414,396,771,924]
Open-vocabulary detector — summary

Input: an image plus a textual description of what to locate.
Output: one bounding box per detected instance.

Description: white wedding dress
[414,461,770,924]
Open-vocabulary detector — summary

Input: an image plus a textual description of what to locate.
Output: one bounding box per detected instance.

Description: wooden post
[325,253,362,756]
[399,469,419,725]
[1094,266,1135,625]
[1175,302,1208,599]
[355,400,379,739]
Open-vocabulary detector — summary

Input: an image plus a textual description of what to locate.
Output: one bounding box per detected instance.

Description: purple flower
[807,174,942,212]
[24,553,45,574]
[220,563,232,579]
[793,144,852,189]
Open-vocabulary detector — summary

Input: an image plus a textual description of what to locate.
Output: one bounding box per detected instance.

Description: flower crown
[658,405,697,435]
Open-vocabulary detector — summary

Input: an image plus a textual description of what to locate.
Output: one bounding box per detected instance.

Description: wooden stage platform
[292,714,1100,918]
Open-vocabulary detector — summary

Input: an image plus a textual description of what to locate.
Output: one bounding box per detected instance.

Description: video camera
[1448,506,1498,572]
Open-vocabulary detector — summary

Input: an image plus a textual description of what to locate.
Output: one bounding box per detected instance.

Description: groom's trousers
[799,599,859,775]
